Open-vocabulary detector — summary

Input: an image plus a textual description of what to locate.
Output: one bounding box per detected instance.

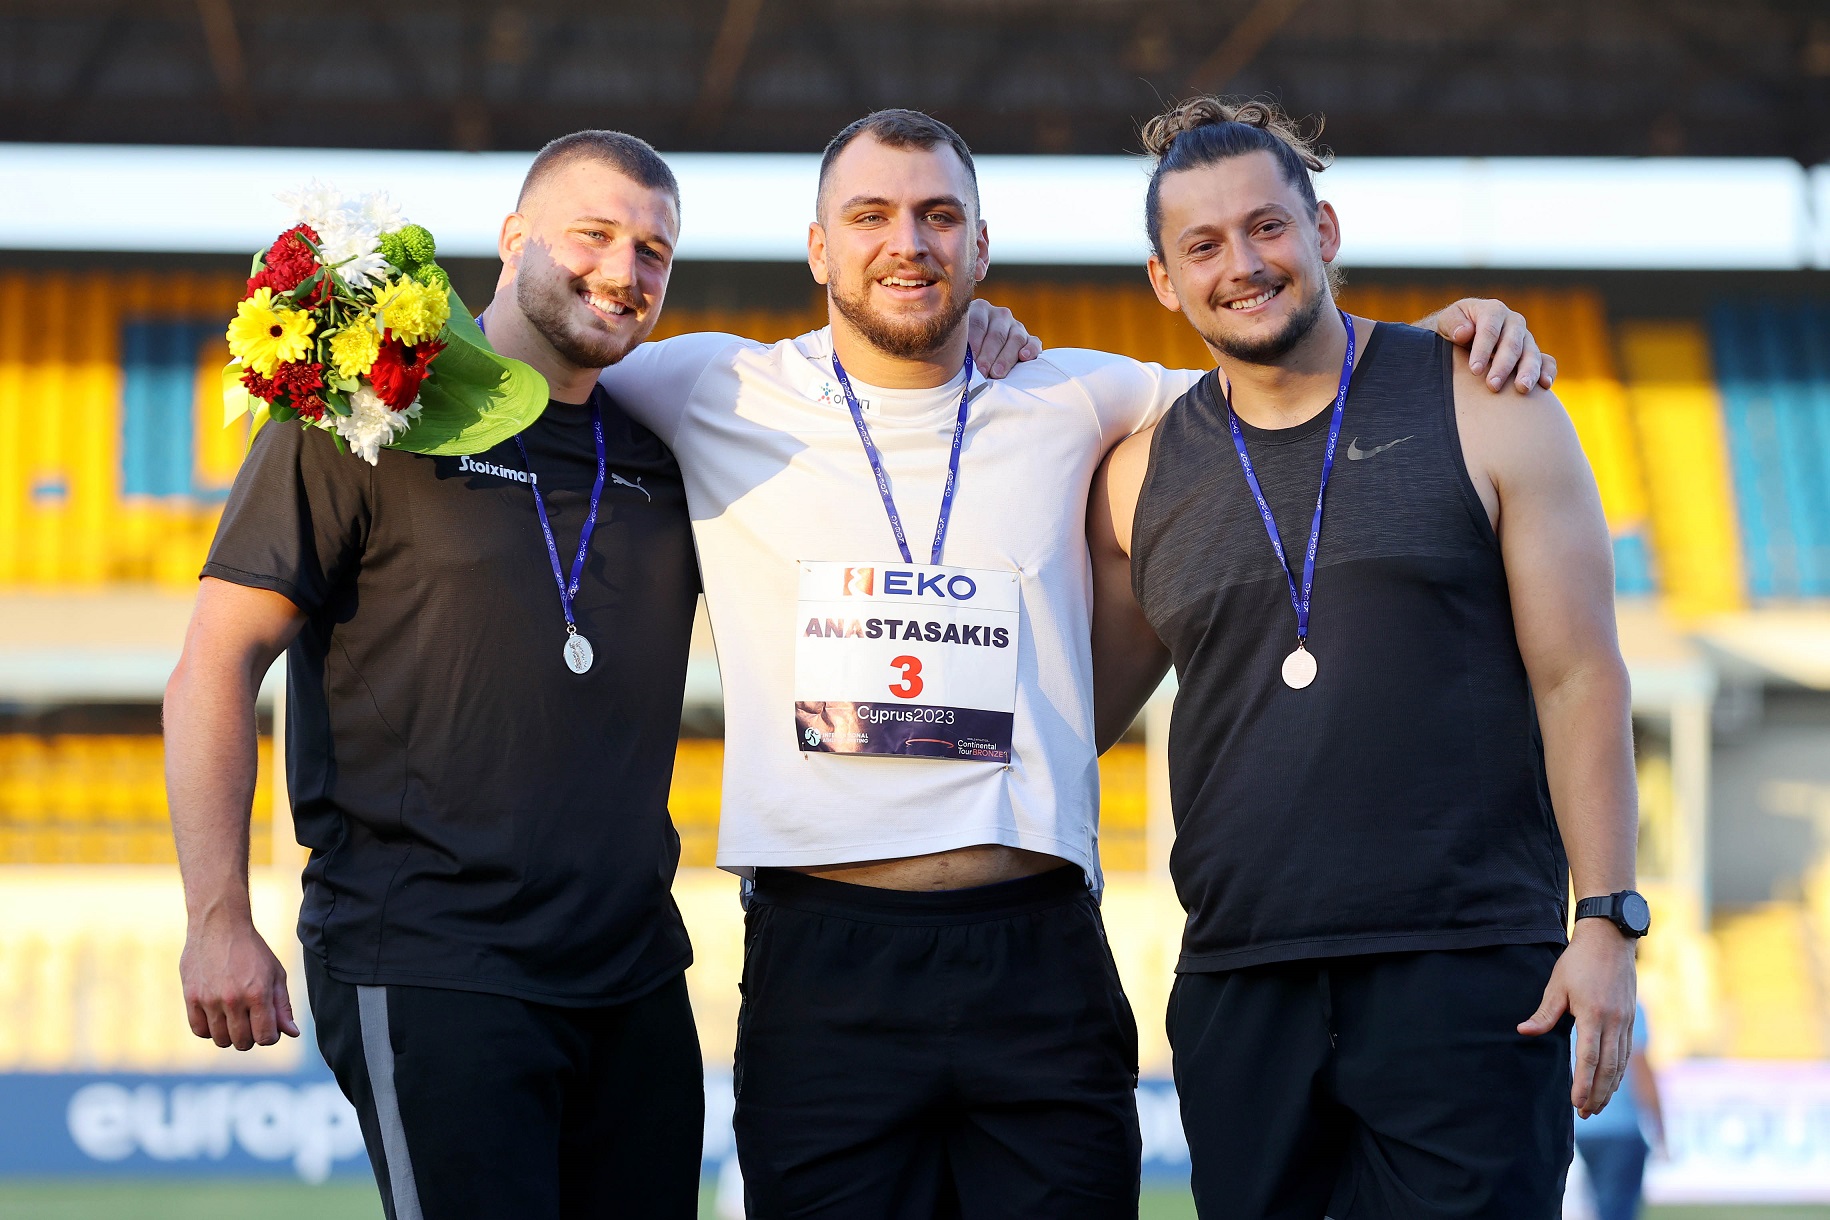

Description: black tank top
[1131,322,1568,972]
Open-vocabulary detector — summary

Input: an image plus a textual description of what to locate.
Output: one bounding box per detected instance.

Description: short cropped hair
[817,109,979,216]
[518,130,681,215]
[1141,97,1331,260]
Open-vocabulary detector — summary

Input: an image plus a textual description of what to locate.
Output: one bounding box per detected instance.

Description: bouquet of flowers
[223,182,546,464]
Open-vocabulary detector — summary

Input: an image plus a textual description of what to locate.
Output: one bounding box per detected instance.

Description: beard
[829,258,975,360]
[515,251,644,371]
[1195,274,1329,366]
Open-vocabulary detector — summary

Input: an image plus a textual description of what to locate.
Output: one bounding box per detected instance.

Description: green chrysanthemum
[378,224,437,271]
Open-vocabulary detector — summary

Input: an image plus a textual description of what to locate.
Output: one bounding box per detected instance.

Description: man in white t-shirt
[600,109,1552,1219]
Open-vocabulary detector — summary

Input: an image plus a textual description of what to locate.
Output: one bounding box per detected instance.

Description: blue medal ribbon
[830,348,974,566]
[1221,309,1357,651]
[514,392,608,639]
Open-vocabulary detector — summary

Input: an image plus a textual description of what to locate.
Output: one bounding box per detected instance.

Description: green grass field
[0,1182,1824,1220]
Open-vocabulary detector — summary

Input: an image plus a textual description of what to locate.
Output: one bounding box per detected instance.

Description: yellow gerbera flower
[226,287,316,376]
[328,317,382,379]
[371,276,450,346]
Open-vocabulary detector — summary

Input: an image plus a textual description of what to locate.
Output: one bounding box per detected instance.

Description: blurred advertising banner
[0,1069,367,1182]
[1644,1060,1830,1203]
[4,1064,1827,1197]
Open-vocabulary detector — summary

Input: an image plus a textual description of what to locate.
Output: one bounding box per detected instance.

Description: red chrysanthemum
[239,366,282,402]
[243,361,327,418]
[273,360,327,420]
[369,335,446,411]
[246,224,325,302]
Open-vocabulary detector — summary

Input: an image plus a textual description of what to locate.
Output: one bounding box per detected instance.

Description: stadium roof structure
[0,0,1825,163]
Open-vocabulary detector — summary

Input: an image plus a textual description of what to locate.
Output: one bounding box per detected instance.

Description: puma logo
[1346,435,1414,461]
[611,473,650,501]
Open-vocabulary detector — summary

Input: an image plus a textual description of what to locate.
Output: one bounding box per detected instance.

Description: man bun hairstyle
[518,129,681,215]
[818,108,979,216]
[1142,97,1331,260]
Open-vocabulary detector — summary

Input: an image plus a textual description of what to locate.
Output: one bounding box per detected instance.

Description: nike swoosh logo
[1346,435,1415,460]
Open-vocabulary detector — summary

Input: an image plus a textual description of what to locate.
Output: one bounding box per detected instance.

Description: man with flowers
[168,133,718,1219]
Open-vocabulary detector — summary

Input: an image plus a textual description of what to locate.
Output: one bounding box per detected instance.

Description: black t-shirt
[203,393,700,1005]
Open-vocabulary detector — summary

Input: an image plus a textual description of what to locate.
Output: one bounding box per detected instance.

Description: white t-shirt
[601,327,1200,883]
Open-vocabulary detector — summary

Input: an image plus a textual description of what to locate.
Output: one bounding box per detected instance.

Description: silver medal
[1281,645,1317,690]
[563,632,594,674]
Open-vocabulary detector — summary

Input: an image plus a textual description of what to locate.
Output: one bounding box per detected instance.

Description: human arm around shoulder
[1089,426,1172,753]
[1451,361,1638,1118]
[166,423,365,1051]
[595,331,749,447]
[1415,298,1559,393]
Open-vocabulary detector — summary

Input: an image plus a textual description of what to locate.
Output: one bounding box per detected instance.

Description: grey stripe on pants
[358,985,424,1220]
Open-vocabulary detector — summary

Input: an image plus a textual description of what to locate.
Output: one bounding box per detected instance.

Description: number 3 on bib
[793,560,1019,763]
[889,655,924,699]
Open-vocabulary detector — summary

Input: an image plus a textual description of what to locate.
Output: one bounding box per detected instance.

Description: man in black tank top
[1087,99,1645,1219]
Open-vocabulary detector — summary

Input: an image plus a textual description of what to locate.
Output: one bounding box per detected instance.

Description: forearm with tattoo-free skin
[1088,438,1171,753]
[1450,359,1639,1118]
[165,576,307,1051]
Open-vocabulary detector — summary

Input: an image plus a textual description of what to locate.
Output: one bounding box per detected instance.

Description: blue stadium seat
[120,321,216,500]
[1709,303,1830,599]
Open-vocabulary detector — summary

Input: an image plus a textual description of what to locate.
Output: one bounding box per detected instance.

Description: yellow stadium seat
[1618,321,1746,617]
[1714,903,1824,1058]
[668,738,724,869]
[1098,743,1147,874]
[0,731,279,865]
[0,273,27,584]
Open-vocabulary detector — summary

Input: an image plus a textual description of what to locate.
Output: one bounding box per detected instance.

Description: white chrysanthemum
[274,182,406,289]
[355,190,404,237]
[318,220,390,288]
[276,179,344,232]
[333,386,421,465]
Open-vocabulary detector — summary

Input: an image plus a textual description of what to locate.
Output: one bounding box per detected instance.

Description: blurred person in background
[1087,96,1646,1219]
[1575,1002,1664,1220]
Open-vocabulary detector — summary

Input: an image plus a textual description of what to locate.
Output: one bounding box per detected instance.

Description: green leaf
[325,390,352,417]
[221,361,256,426]
[269,402,300,423]
[330,374,359,393]
[388,287,549,456]
[287,269,325,304]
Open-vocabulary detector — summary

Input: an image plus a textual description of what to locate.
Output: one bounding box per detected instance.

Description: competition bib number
[795,561,1019,763]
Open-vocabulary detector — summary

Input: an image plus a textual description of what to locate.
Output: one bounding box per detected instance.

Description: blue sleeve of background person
[1573,1002,1649,1137]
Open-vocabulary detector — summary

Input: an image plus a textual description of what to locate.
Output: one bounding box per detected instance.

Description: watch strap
[1574,895,1613,922]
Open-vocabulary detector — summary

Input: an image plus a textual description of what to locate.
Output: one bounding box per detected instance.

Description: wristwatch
[1575,890,1651,939]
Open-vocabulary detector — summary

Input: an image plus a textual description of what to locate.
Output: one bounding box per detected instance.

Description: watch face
[1621,891,1651,935]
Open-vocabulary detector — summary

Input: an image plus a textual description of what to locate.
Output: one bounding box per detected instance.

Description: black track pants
[1171,944,1574,1220]
[307,954,704,1220]
[733,866,1142,1220]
